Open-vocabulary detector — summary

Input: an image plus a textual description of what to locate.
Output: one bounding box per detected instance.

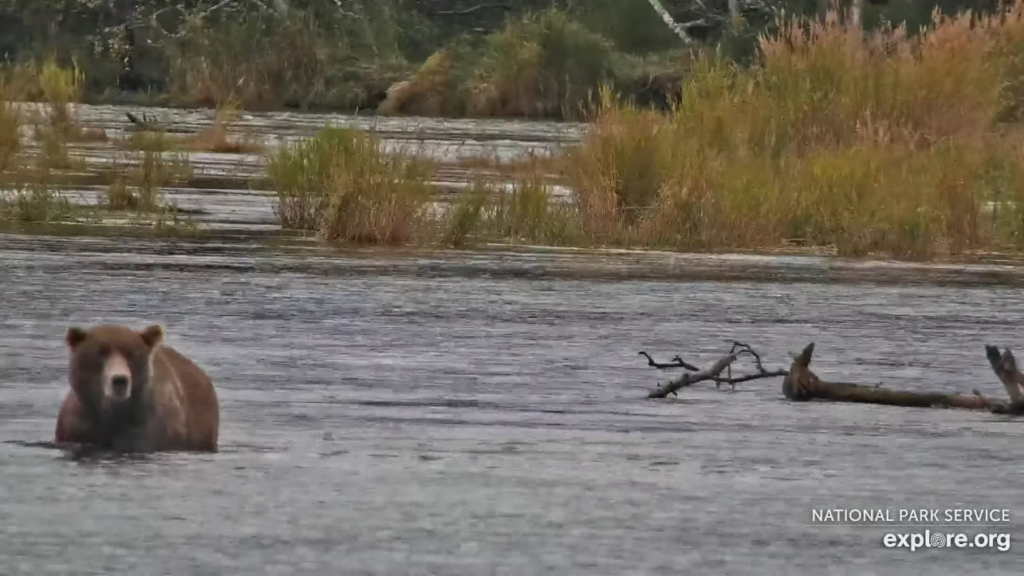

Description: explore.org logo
[883,530,1011,552]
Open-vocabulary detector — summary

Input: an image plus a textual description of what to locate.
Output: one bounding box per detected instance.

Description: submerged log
[782,343,995,410]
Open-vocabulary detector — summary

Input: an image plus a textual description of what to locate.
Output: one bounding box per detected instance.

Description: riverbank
[0,3,698,119]
[8,5,1024,262]
[0,2,962,120]
[4,96,1024,265]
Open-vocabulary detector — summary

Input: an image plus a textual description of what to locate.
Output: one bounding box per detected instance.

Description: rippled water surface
[1,233,1023,575]
[2,105,1024,575]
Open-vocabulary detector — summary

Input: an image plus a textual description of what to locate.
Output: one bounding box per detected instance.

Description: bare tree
[643,0,698,43]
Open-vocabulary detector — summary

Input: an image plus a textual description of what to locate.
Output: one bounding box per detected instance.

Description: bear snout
[110,375,130,398]
[102,352,133,400]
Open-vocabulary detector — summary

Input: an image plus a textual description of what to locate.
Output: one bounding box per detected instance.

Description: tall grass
[268,127,434,243]
[105,139,193,214]
[254,2,1024,258]
[0,60,82,223]
[36,58,83,139]
[562,6,1024,257]
[563,87,666,244]
[381,8,620,119]
[0,58,184,225]
[0,78,23,174]
[187,100,265,153]
[162,8,409,111]
[465,8,617,118]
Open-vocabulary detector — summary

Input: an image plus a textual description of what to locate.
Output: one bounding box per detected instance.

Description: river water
[1,104,1023,575]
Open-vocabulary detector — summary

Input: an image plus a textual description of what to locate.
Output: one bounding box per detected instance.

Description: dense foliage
[0,0,1014,116]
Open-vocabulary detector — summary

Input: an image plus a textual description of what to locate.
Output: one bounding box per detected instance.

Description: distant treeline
[0,0,1013,118]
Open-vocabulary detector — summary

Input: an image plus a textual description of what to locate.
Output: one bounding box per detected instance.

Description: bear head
[64,324,164,435]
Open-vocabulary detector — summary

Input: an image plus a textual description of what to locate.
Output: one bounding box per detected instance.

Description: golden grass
[36,58,83,138]
[0,79,23,174]
[378,51,458,117]
[0,60,85,223]
[356,4,1024,257]
[439,181,490,248]
[553,6,1024,258]
[12,3,1024,257]
[186,101,265,154]
[103,144,192,214]
[0,59,187,226]
[268,127,434,243]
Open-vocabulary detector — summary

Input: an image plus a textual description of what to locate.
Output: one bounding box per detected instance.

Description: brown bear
[54,324,220,453]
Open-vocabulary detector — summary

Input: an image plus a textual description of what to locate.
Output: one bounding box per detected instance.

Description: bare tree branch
[643,0,698,44]
[644,342,788,399]
[637,351,700,371]
[433,3,512,15]
[647,353,738,398]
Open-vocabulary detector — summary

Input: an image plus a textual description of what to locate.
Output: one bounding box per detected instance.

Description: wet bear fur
[54,324,219,453]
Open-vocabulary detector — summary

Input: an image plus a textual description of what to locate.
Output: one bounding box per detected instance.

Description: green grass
[268,127,434,243]
[14,3,1024,260]
[380,8,623,120]
[305,4,1024,259]
[0,61,192,229]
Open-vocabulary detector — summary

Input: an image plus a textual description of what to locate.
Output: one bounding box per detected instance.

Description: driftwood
[643,341,788,399]
[782,343,995,410]
[643,340,1024,415]
[984,345,1024,415]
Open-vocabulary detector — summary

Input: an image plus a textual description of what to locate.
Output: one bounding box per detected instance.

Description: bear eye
[96,343,111,356]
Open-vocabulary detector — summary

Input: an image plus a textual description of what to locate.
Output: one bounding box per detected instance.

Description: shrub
[561,7,1024,257]
[268,127,434,244]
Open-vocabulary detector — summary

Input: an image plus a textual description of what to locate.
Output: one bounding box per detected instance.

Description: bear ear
[139,325,164,349]
[65,327,88,350]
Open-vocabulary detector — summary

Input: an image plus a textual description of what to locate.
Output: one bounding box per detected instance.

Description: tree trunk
[849,0,863,29]
[643,0,696,44]
[115,0,139,91]
[782,343,996,410]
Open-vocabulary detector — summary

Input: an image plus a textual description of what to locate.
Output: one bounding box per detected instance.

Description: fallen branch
[782,343,995,410]
[722,340,789,389]
[638,351,699,371]
[644,341,788,398]
[647,353,738,398]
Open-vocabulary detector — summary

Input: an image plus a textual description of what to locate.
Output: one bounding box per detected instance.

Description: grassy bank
[12,3,1024,261]
[268,4,1024,260]
[0,0,988,120]
[0,60,201,231]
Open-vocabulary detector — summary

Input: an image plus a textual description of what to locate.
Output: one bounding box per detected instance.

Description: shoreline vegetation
[7,2,1024,261]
